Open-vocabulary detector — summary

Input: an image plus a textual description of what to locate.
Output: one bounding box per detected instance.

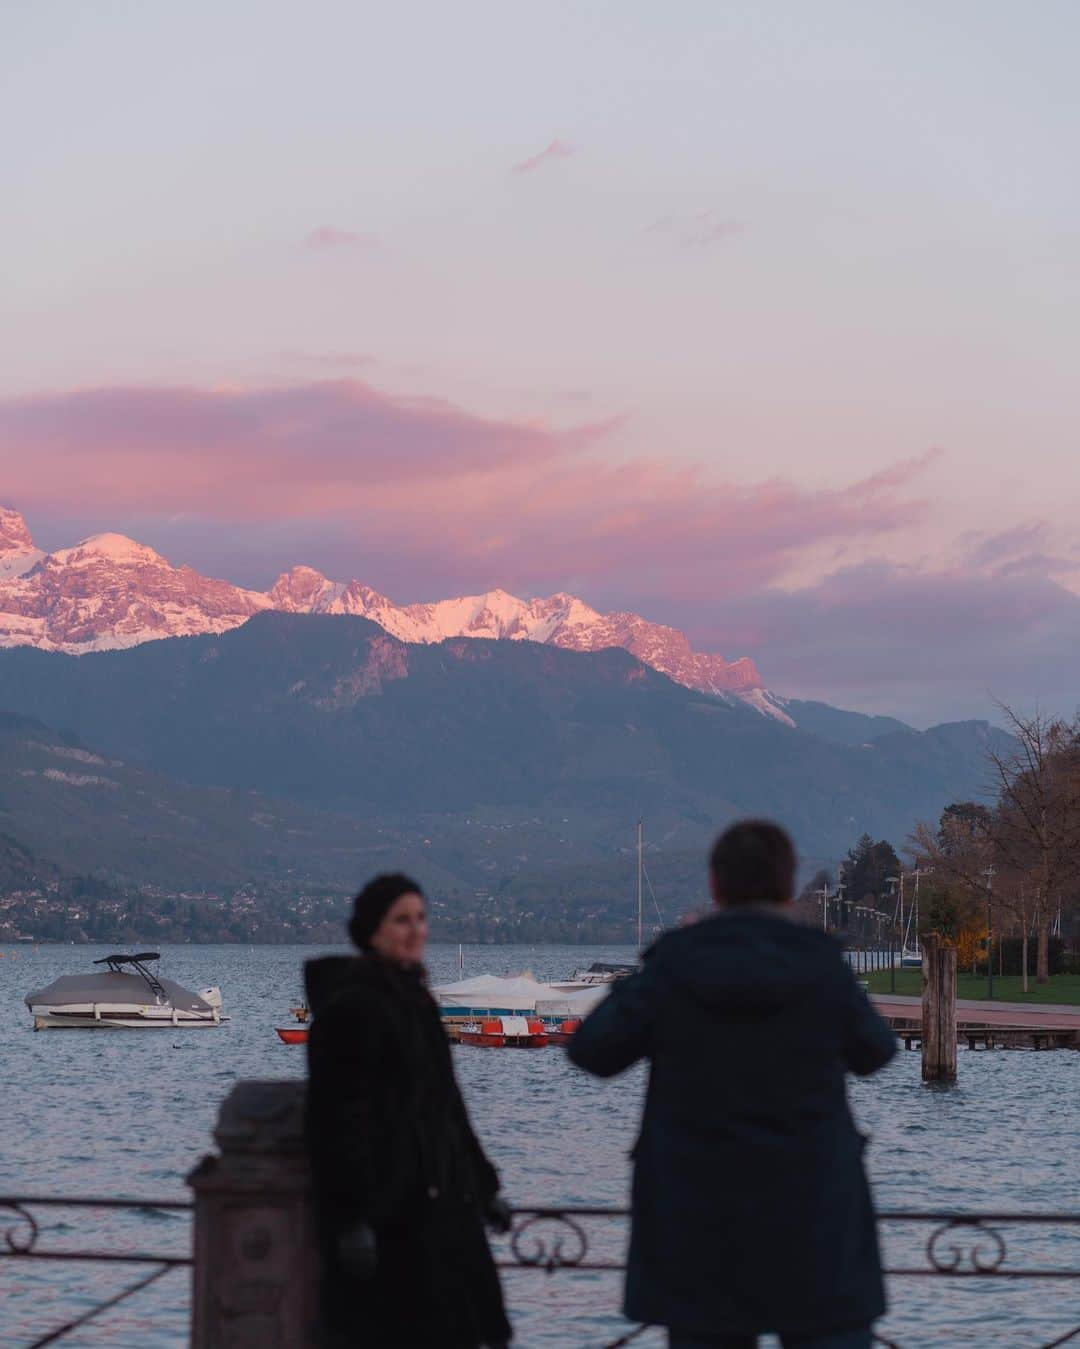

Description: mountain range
[0,611,1009,881]
[0,508,1012,940]
[0,508,787,718]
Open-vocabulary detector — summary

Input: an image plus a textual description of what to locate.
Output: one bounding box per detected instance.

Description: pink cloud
[688,532,1080,725]
[302,226,380,251]
[648,212,744,248]
[10,373,1064,722]
[510,138,575,175]
[0,379,932,610]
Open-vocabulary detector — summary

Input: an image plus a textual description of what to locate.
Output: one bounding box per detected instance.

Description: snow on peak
[0,506,34,551]
[0,510,785,719]
[51,533,166,568]
[269,565,344,612]
[0,507,44,579]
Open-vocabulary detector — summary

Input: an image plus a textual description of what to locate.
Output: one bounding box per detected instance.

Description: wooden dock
[872,993,1080,1051]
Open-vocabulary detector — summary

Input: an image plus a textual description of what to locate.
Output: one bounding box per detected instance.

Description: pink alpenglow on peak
[0,513,268,653]
[0,507,34,552]
[0,511,781,716]
[48,533,167,568]
[0,507,45,581]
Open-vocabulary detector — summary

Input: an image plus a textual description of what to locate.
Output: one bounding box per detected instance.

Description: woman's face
[369,891,428,966]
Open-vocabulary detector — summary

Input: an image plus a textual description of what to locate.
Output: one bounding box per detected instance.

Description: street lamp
[885,876,900,994]
[983,865,996,1000]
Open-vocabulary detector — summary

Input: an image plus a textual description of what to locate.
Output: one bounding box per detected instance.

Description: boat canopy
[25,970,213,1014]
[535,985,608,1018]
[433,973,611,1018]
[93,952,161,966]
[433,973,554,1014]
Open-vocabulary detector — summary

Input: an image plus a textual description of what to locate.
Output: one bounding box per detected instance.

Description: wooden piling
[921,935,957,1082]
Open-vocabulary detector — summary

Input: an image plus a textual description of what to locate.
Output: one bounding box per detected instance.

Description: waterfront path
[872,993,1080,1029]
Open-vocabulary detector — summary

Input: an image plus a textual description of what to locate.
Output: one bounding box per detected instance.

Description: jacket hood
[304,955,360,1014]
[649,910,842,1015]
[304,953,426,1014]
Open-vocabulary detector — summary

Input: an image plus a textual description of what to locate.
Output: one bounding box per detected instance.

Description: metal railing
[3,1197,1078,1347]
[0,1194,192,1348]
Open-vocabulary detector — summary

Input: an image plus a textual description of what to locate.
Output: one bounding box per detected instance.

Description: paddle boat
[544,1018,583,1047]
[458,1016,548,1048]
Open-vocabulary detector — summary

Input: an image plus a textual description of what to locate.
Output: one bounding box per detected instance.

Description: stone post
[921,935,957,1083]
[188,1080,319,1349]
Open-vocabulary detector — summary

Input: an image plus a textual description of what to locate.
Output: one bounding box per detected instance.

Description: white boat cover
[432,973,554,1012]
[534,985,608,1018]
[25,970,213,1014]
[499,1016,531,1037]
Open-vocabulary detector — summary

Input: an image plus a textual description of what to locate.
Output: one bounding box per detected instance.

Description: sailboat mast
[636,819,643,956]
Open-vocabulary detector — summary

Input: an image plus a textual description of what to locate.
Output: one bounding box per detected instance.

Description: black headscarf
[347,872,424,949]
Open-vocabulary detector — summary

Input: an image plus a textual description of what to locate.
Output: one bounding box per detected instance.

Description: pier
[873,993,1080,1051]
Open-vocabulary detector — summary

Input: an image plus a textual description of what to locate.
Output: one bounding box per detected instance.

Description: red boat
[275,1004,310,1044]
[459,1016,548,1048]
[544,1018,582,1047]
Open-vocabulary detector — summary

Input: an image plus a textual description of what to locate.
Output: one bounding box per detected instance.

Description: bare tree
[909,803,994,971]
[987,706,1080,984]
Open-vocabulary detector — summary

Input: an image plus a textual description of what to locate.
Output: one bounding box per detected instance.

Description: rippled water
[1,944,1077,1348]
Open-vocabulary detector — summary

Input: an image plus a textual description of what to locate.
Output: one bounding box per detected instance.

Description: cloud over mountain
[0,380,931,607]
[699,529,1080,725]
[6,376,1069,723]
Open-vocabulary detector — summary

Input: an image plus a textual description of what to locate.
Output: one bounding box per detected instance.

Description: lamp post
[885,876,900,993]
[986,866,996,999]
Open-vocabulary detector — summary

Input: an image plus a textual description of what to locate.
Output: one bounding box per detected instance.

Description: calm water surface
[1,944,1077,1348]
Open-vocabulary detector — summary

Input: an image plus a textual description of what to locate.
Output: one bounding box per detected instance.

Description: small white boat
[561,960,638,989]
[25,952,225,1030]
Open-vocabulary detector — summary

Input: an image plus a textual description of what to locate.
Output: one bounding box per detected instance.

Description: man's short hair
[709,820,796,906]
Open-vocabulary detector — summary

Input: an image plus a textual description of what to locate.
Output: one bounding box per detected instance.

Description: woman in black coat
[305,873,512,1349]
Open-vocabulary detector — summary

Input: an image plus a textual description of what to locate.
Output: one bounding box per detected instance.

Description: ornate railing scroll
[0,1194,192,1348]
[495,1207,1080,1349]
[497,1206,1080,1280]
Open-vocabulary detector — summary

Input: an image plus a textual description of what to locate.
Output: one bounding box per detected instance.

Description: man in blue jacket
[569,820,897,1349]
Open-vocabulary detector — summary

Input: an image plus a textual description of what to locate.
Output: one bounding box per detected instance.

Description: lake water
[1,943,1077,1348]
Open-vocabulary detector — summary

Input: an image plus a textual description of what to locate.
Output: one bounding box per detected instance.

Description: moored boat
[459,1016,548,1048]
[275,1004,310,1044]
[436,973,609,1040]
[560,961,637,989]
[25,952,225,1030]
[544,1018,582,1047]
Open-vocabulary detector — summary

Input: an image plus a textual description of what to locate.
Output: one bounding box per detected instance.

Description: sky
[1,0,1078,726]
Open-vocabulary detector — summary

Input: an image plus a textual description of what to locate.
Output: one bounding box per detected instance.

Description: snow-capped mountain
[0,509,789,719]
[0,506,44,580]
[0,520,267,651]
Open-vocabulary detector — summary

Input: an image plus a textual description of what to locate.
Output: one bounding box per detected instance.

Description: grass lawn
[863,969,1080,1006]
